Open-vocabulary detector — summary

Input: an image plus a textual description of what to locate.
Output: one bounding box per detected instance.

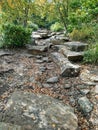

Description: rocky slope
[0,30,97,130]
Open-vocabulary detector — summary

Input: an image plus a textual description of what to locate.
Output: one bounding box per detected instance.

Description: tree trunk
[24,7,29,27]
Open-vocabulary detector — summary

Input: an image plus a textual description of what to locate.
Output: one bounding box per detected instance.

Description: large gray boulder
[64,41,88,52]
[51,52,80,77]
[0,91,78,130]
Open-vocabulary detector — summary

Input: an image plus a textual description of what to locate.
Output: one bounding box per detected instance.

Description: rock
[0,68,14,76]
[37,29,49,38]
[0,91,78,130]
[54,45,65,51]
[20,53,33,58]
[48,32,56,37]
[80,69,91,82]
[0,50,13,57]
[32,33,41,39]
[78,96,93,114]
[29,38,36,45]
[64,84,71,89]
[95,85,98,94]
[46,42,53,48]
[91,76,98,82]
[47,76,59,83]
[66,51,83,62]
[29,77,36,83]
[80,89,90,95]
[51,52,80,77]
[35,55,43,59]
[27,45,48,55]
[60,47,84,62]
[0,122,21,130]
[50,35,69,45]
[64,41,88,52]
[0,84,10,95]
[77,84,90,89]
[32,30,49,39]
[70,98,76,106]
[36,59,44,63]
[42,83,51,88]
[42,57,49,62]
[83,81,96,86]
[39,66,47,72]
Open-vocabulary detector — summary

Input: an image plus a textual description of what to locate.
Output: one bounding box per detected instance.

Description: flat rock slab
[0,91,78,130]
[51,52,80,77]
[46,76,59,83]
[50,35,69,45]
[32,31,49,39]
[60,47,84,61]
[0,50,13,57]
[66,51,84,62]
[64,42,88,52]
[54,45,65,51]
[26,45,48,55]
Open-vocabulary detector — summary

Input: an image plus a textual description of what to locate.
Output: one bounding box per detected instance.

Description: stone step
[0,50,13,57]
[50,35,69,45]
[51,52,80,77]
[60,47,84,62]
[53,45,65,51]
[26,45,48,55]
[64,41,88,52]
[0,122,21,130]
[32,30,49,39]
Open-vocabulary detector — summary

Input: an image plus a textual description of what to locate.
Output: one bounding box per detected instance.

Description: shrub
[2,24,32,47]
[27,21,38,31]
[50,22,64,32]
[83,43,98,64]
[69,26,94,42]
[0,35,3,48]
[93,23,98,41]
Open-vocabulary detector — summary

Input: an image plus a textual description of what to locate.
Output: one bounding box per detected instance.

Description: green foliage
[0,35,3,48]
[83,43,98,64]
[50,22,64,32]
[31,15,50,28]
[27,21,38,31]
[2,23,32,47]
[93,23,98,41]
[1,0,35,27]
[69,25,94,42]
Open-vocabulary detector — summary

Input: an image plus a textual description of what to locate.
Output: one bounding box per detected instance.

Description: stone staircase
[27,29,88,77]
[51,41,87,77]
[51,52,80,77]
[59,41,88,62]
